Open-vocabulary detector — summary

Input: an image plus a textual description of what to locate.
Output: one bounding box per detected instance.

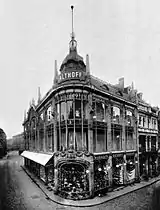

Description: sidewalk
[21,166,160,208]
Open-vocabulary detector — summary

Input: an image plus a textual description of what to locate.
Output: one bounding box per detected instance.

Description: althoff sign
[58,70,84,83]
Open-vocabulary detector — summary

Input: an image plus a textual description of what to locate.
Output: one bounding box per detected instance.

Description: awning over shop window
[21,151,53,166]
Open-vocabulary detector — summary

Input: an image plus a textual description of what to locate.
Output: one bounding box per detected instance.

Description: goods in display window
[126,156,135,184]
[40,166,46,182]
[151,155,157,176]
[58,163,89,200]
[94,159,109,192]
[112,157,124,185]
[48,167,54,183]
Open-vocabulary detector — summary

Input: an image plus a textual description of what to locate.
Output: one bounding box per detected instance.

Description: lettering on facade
[55,93,88,102]
[95,155,109,160]
[126,152,134,156]
[59,71,83,82]
[112,153,123,158]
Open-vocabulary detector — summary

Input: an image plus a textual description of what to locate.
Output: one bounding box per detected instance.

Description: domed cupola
[59,6,86,75]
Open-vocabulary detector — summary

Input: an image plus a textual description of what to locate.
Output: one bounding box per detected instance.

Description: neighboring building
[7,133,24,153]
[0,128,7,158]
[21,6,159,200]
[137,95,159,178]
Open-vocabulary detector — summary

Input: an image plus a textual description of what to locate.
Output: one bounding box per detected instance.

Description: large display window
[126,155,135,183]
[112,156,124,185]
[58,162,89,200]
[94,159,109,192]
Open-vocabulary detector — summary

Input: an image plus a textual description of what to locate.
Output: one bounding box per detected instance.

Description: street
[0,151,160,210]
[0,151,71,210]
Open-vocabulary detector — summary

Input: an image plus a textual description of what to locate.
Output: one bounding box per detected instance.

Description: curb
[21,166,160,208]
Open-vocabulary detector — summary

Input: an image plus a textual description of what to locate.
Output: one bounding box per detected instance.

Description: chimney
[38,87,41,103]
[118,77,124,90]
[86,54,90,74]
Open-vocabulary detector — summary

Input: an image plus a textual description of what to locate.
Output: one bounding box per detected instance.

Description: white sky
[1,0,160,138]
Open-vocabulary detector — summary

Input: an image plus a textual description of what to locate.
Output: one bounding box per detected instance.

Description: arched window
[112,106,120,123]
[126,110,133,126]
[47,106,53,122]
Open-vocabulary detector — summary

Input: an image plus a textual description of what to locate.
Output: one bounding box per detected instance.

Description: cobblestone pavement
[0,151,159,210]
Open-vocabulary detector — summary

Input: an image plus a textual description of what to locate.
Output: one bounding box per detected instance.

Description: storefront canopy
[21,151,53,166]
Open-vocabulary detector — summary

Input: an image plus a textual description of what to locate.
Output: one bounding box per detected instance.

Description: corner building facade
[22,34,139,200]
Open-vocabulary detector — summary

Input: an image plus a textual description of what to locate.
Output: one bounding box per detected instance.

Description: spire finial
[69,5,77,52]
[53,60,58,85]
[71,5,74,39]
[86,54,90,74]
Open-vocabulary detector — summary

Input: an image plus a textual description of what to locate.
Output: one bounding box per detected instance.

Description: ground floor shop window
[58,163,89,199]
[150,155,157,176]
[47,167,54,183]
[157,156,160,175]
[112,157,124,185]
[94,159,109,192]
[40,166,46,182]
[126,155,135,183]
[139,155,146,176]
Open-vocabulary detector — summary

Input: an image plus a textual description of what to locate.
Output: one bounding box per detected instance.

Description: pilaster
[88,93,93,153]
[43,111,46,152]
[121,105,126,151]
[108,155,113,186]
[53,99,57,152]
[106,103,112,151]
[123,154,127,185]
[89,161,94,198]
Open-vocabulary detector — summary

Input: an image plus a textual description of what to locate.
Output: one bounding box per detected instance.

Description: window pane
[83,101,88,119]
[75,100,81,118]
[93,129,96,152]
[47,106,52,122]
[60,102,66,121]
[126,110,132,125]
[61,128,66,150]
[75,128,82,150]
[67,129,74,148]
[56,104,60,121]
[112,128,121,151]
[83,129,88,150]
[96,102,105,121]
[96,129,105,152]
[112,107,120,123]
[126,130,133,150]
[67,101,74,119]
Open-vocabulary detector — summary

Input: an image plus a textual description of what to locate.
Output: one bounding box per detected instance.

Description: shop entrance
[58,162,89,200]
